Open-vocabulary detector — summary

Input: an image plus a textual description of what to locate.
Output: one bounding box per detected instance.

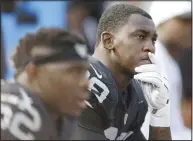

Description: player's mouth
[139,57,152,65]
[78,100,87,109]
[141,59,151,64]
[77,91,90,109]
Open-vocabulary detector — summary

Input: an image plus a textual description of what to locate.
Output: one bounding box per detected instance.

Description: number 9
[87,71,110,103]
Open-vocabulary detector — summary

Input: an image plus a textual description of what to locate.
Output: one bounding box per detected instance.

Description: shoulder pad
[88,56,119,104]
[87,56,119,120]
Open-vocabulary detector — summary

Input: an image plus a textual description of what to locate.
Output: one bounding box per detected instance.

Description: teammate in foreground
[1,28,90,140]
[178,49,192,129]
[72,4,171,140]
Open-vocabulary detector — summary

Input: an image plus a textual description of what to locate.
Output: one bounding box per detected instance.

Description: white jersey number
[87,70,110,103]
[1,88,42,140]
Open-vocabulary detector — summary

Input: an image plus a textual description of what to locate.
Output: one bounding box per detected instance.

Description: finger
[134,72,162,83]
[148,52,157,64]
[152,91,165,107]
[162,77,169,91]
[142,87,155,108]
[156,96,168,106]
[134,72,162,87]
[155,100,165,108]
[146,89,160,108]
[135,64,157,73]
[156,92,167,100]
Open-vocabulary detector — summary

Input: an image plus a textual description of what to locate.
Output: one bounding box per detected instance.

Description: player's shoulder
[88,56,111,82]
[1,80,29,109]
[1,80,21,94]
[87,56,119,104]
[1,80,39,110]
[1,80,57,140]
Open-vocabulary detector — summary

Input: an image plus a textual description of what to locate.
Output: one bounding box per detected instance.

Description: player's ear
[101,32,115,50]
[25,63,37,79]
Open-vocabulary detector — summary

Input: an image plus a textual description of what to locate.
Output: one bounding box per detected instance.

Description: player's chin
[67,101,87,117]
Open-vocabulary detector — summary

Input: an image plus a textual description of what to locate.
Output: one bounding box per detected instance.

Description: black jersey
[1,81,62,140]
[72,56,148,140]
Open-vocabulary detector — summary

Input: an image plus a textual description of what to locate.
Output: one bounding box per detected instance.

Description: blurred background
[1,1,192,140]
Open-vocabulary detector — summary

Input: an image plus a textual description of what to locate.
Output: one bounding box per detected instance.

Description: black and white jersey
[1,81,60,140]
[73,56,148,140]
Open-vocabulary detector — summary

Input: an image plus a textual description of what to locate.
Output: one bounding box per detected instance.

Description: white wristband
[150,104,170,127]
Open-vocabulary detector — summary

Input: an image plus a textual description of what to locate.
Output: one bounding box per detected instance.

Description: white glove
[134,52,170,127]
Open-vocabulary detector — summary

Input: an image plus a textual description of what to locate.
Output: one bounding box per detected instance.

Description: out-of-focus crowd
[1,1,192,140]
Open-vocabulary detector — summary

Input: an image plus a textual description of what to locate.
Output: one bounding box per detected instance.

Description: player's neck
[93,51,132,92]
[45,105,61,121]
[111,67,132,92]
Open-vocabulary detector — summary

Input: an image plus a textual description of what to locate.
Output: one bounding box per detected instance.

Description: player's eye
[152,37,157,45]
[136,35,145,40]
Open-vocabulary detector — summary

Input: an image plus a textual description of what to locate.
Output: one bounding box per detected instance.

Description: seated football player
[1,28,90,140]
[72,4,171,140]
[178,49,192,129]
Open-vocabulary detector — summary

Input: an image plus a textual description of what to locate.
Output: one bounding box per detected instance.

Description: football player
[178,49,192,129]
[1,28,90,140]
[72,4,171,140]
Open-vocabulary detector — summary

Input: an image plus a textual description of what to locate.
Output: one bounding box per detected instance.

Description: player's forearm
[149,126,171,140]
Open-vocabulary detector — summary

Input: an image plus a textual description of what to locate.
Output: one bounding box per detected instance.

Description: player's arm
[134,52,172,140]
[149,126,171,140]
[148,102,171,140]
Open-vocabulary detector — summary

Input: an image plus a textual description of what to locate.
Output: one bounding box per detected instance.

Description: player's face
[34,61,90,117]
[157,18,191,60]
[112,14,157,73]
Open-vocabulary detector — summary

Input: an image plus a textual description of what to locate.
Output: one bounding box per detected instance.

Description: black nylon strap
[32,49,86,65]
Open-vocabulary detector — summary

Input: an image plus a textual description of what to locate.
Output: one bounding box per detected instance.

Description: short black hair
[96,4,152,46]
[11,28,86,77]
[178,49,192,100]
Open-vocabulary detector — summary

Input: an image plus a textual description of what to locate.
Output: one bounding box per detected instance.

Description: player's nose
[79,79,90,100]
[143,40,155,53]
[79,78,89,90]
